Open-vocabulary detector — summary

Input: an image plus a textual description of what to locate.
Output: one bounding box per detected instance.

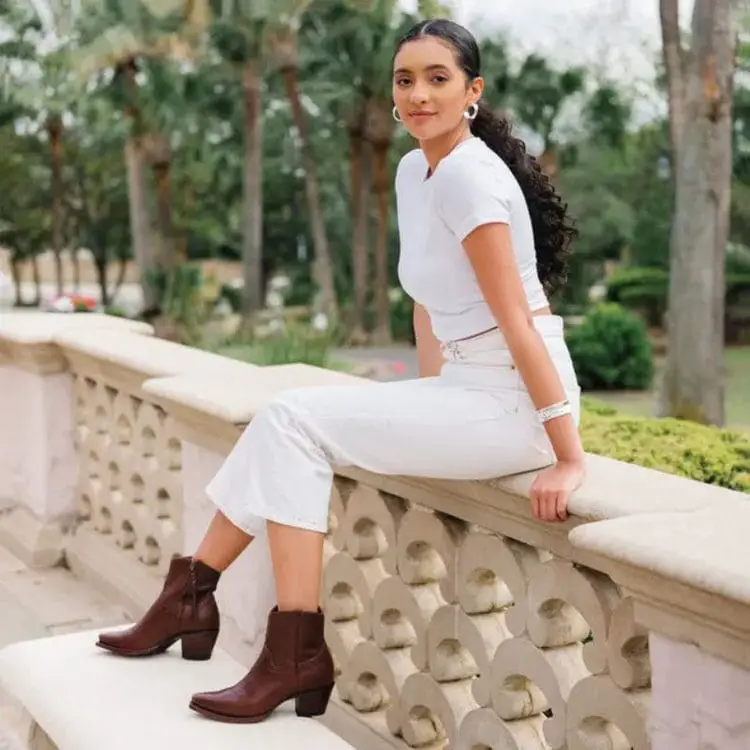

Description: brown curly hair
[395,19,577,296]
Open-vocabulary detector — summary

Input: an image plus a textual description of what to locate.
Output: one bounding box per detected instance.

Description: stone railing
[1,312,749,750]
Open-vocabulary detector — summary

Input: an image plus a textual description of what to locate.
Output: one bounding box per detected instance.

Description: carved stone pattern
[72,373,182,574]
[322,478,652,750]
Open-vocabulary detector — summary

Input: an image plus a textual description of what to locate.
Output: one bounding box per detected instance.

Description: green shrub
[580,398,750,492]
[220,283,243,314]
[389,288,415,343]
[605,264,750,335]
[605,266,668,326]
[566,303,655,390]
[105,305,128,318]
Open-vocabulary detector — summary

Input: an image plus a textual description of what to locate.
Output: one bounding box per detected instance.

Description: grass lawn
[214,341,354,373]
[592,346,750,430]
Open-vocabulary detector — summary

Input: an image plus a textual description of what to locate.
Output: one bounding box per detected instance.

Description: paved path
[0,545,127,748]
[332,345,419,381]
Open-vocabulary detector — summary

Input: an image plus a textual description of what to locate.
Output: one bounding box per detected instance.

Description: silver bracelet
[537,399,572,424]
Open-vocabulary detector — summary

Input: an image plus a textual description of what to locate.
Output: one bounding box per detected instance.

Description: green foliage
[510,54,585,144]
[583,84,632,150]
[605,266,668,326]
[144,263,211,344]
[105,305,129,317]
[220,283,243,314]
[567,304,655,390]
[605,263,750,330]
[217,324,336,369]
[388,288,415,344]
[580,398,750,492]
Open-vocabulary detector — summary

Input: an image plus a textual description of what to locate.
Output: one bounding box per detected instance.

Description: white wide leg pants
[205,315,580,536]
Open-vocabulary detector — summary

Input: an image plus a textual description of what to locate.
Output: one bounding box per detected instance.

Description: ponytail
[470,101,576,296]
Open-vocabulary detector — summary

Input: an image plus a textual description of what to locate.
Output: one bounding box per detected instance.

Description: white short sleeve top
[395,137,548,343]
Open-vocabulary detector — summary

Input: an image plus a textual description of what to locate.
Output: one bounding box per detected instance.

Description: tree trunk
[10,256,23,307]
[110,255,128,303]
[121,62,155,314]
[538,145,559,181]
[152,161,176,276]
[72,248,80,292]
[124,139,155,312]
[31,255,41,306]
[241,60,264,322]
[48,115,64,296]
[657,0,736,425]
[349,123,371,344]
[660,0,686,158]
[94,252,109,307]
[280,66,338,324]
[371,141,392,345]
[143,132,177,279]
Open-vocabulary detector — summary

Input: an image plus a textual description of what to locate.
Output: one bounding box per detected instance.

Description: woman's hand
[529,459,586,523]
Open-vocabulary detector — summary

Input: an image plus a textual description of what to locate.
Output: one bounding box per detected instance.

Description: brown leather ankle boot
[189,607,334,723]
[97,556,221,660]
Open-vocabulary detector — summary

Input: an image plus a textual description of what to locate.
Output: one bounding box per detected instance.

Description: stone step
[0,543,130,749]
[0,629,354,750]
[0,548,126,651]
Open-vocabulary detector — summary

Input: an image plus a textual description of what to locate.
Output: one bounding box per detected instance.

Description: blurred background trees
[0,0,748,427]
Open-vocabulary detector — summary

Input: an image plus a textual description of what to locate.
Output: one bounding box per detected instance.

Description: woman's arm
[462,223,585,519]
[413,303,444,378]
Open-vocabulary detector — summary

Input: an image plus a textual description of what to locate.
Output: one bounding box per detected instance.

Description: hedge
[580,398,750,492]
[604,266,750,331]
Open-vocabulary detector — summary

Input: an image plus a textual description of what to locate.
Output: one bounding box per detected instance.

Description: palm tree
[154,0,340,326]
[0,0,80,295]
[157,0,328,322]
[267,8,339,324]
[304,0,453,344]
[73,0,198,311]
[301,1,371,340]
[315,0,438,344]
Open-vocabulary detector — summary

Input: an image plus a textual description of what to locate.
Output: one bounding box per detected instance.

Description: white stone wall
[0,367,77,521]
[650,633,750,750]
[3,311,750,750]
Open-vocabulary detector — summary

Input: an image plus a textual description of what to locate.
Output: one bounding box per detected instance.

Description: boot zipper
[190,558,198,616]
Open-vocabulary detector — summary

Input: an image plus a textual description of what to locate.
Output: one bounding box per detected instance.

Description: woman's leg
[97,511,254,659]
[194,510,254,573]
[189,376,560,723]
[266,521,324,612]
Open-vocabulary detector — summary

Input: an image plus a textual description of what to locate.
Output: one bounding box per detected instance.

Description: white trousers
[206,315,580,536]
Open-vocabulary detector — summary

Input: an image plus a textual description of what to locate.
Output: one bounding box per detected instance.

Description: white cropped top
[395,137,548,343]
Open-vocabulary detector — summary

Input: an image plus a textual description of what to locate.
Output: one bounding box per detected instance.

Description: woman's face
[392,36,482,141]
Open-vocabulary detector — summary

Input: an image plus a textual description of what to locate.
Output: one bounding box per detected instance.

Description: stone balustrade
[1,312,749,750]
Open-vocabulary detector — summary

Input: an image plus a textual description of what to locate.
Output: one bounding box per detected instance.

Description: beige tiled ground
[0,544,127,749]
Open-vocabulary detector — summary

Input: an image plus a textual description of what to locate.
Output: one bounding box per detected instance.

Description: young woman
[97,18,584,725]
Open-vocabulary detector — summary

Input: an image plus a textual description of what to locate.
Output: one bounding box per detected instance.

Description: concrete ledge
[0,508,65,569]
[0,629,355,750]
[570,503,750,670]
[0,313,152,374]
[143,364,370,427]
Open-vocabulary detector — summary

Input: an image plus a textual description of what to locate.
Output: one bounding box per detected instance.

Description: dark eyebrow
[393,64,451,75]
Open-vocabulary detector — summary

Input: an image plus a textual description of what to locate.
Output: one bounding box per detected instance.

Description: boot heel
[181,630,218,661]
[295,683,334,717]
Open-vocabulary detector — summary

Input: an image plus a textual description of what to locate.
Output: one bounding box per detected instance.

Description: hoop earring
[464,103,479,121]
[392,106,403,123]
